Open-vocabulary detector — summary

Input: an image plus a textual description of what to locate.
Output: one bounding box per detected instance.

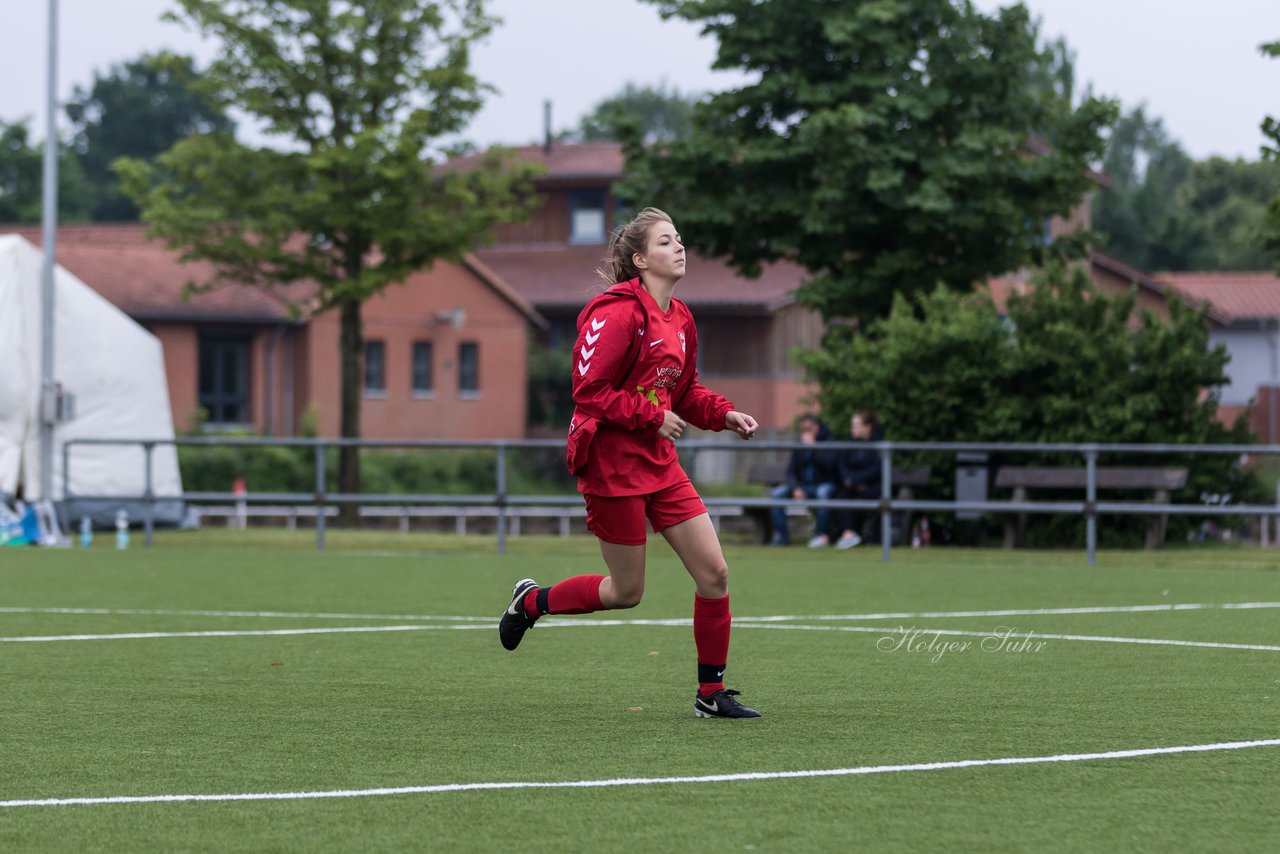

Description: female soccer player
[498,207,762,719]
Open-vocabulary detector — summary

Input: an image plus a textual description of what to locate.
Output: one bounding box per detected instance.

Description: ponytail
[596,206,673,284]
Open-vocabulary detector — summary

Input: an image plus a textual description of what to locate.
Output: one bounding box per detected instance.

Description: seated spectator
[825,411,884,550]
[768,414,839,547]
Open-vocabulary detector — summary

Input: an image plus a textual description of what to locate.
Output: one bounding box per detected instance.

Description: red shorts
[584,477,707,546]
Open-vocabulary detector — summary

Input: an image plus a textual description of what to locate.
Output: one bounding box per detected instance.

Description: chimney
[543,99,552,154]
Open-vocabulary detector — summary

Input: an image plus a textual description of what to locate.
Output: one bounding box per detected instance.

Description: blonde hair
[596,206,673,285]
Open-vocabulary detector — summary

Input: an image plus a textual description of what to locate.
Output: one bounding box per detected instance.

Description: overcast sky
[2,0,1278,161]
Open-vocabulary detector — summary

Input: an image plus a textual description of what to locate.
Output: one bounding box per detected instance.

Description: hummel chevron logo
[648,338,663,348]
[579,318,606,376]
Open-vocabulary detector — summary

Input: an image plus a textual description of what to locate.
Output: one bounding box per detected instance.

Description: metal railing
[60,437,1280,564]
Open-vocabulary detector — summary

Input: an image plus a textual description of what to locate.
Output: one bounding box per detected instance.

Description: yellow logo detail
[635,385,661,407]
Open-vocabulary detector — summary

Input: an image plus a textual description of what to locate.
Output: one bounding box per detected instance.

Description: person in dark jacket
[825,411,884,549]
[768,414,839,546]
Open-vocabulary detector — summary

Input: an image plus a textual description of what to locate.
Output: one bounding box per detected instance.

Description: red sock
[523,574,605,617]
[694,593,731,697]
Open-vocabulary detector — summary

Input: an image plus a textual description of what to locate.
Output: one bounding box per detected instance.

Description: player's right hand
[658,410,686,442]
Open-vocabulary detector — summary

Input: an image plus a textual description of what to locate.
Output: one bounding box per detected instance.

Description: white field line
[735,623,1280,653]
[3,738,1277,809]
[0,625,486,643]
[3,619,1278,653]
[4,601,1280,623]
[0,607,493,622]
[0,619,691,643]
[738,602,1280,621]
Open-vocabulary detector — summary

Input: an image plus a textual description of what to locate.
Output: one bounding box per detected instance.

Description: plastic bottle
[80,515,93,548]
[115,508,130,550]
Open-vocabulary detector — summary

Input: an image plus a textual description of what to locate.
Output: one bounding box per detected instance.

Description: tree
[526,334,574,430]
[577,82,699,143]
[807,266,1244,446]
[1091,106,1201,270]
[1092,104,1280,272]
[66,52,234,221]
[0,119,90,223]
[801,264,1259,544]
[621,0,1116,325]
[1260,40,1280,268]
[118,0,540,505]
[1177,156,1280,271]
[1026,33,1078,106]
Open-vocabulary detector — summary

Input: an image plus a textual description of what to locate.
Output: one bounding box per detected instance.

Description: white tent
[0,234,183,520]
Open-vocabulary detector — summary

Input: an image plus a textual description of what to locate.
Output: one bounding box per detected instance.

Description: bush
[799,263,1262,545]
[178,444,576,497]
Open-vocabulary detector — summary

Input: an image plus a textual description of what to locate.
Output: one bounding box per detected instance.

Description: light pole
[39,0,59,502]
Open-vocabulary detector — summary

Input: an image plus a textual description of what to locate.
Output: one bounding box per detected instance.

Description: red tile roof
[1157,271,1280,322]
[985,277,1030,313]
[984,253,1230,325]
[2,223,308,322]
[1,223,546,327]
[458,253,547,329]
[472,243,808,311]
[444,142,624,182]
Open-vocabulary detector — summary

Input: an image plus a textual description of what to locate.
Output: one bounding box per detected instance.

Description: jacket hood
[576,277,645,329]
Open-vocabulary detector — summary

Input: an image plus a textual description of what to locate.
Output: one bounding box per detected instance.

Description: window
[198,334,250,426]
[570,190,606,245]
[458,341,479,396]
[364,340,386,395]
[411,341,434,396]
[548,318,578,350]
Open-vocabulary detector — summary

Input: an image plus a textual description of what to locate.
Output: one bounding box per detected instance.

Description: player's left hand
[725,410,758,440]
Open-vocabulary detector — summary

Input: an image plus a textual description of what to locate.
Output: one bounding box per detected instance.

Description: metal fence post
[62,440,71,502]
[143,442,155,548]
[1085,449,1097,566]
[315,442,326,551]
[496,444,507,556]
[1273,481,1280,548]
[881,448,893,563]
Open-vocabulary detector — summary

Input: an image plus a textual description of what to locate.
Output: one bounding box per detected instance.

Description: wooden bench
[196,504,337,530]
[745,461,931,544]
[995,466,1188,550]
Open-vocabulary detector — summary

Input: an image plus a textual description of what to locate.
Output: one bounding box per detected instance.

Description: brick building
[3,224,544,440]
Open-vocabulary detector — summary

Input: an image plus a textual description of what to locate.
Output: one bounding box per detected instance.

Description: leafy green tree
[621,0,1116,325]
[65,52,234,221]
[1026,33,1078,106]
[118,0,540,504]
[577,82,698,143]
[1097,101,1280,272]
[1260,40,1280,268]
[0,119,91,223]
[527,333,574,430]
[1091,106,1200,270]
[1178,156,1280,270]
[801,264,1258,544]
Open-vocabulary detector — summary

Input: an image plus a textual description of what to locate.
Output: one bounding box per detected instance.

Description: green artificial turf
[1,534,1278,851]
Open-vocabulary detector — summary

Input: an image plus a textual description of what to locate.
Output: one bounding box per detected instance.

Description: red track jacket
[565,278,734,495]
